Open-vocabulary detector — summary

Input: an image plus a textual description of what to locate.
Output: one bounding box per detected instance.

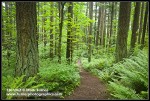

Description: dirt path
[64,68,110,100]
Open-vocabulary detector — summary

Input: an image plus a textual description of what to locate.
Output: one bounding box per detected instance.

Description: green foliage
[2,1,149,100]
[37,58,80,97]
[81,52,115,75]
[108,81,143,100]
[2,50,16,77]
[2,75,44,99]
[99,50,148,99]
[38,43,51,59]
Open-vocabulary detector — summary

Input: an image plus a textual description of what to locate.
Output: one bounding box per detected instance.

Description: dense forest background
[2,1,149,100]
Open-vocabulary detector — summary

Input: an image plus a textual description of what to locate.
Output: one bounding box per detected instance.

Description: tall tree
[113,2,118,40]
[66,2,73,64]
[138,2,144,44]
[15,2,39,78]
[2,7,4,47]
[37,2,40,34]
[54,3,58,56]
[100,3,104,46]
[96,3,101,48]
[5,2,9,37]
[103,3,106,48]
[88,2,93,62]
[130,2,141,52]
[41,3,44,45]
[106,3,111,50]
[50,2,54,59]
[58,2,65,63]
[43,3,47,49]
[85,2,89,44]
[109,2,114,46]
[5,2,12,68]
[94,2,97,45]
[140,2,148,49]
[116,2,131,62]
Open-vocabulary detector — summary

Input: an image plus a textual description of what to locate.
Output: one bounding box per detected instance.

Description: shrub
[2,75,44,99]
[99,50,148,99]
[37,59,80,98]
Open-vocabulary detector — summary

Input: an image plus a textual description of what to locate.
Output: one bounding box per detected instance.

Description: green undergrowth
[82,49,148,100]
[81,52,115,76]
[2,75,44,99]
[2,49,16,77]
[105,50,148,100]
[2,59,80,99]
[37,58,80,98]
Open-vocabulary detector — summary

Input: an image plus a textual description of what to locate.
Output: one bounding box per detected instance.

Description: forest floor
[64,68,110,100]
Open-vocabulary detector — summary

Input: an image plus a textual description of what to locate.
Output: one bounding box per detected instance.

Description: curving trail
[64,66,110,100]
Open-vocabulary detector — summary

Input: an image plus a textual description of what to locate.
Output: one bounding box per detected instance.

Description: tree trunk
[55,24,58,56]
[138,2,144,44]
[109,2,114,46]
[130,2,141,52]
[113,2,117,40]
[103,3,106,48]
[2,9,4,47]
[96,3,101,48]
[43,3,47,49]
[41,3,44,43]
[58,2,65,64]
[85,2,89,44]
[37,2,40,36]
[5,2,9,47]
[9,2,13,38]
[5,2,11,68]
[50,2,54,59]
[54,3,58,56]
[100,3,104,46]
[114,2,119,42]
[94,2,97,46]
[15,2,39,78]
[140,2,148,49]
[66,2,73,64]
[106,4,110,50]
[88,2,93,62]
[115,2,131,62]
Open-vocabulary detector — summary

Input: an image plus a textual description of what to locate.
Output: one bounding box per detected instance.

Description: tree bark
[37,2,40,36]
[50,2,54,59]
[43,3,47,48]
[113,2,117,40]
[140,2,148,49]
[115,2,131,62]
[130,2,141,52]
[66,2,73,64]
[5,2,12,68]
[138,2,144,44]
[15,2,39,78]
[58,2,65,63]
[54,3,58,56]
[106,4,110,50]
[96,3,101,48]
[103,3,106,48]
[109,2,114,46]
[88,2,93,62]
[85,2,89,44]
[2,8,4,47]
[100,3,104,46]
[94,2,97,46]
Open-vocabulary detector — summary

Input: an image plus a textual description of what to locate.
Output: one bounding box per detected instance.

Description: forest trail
[64,60,110,100]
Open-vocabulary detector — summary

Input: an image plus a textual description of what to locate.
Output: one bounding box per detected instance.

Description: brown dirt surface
[64,68,110,100]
